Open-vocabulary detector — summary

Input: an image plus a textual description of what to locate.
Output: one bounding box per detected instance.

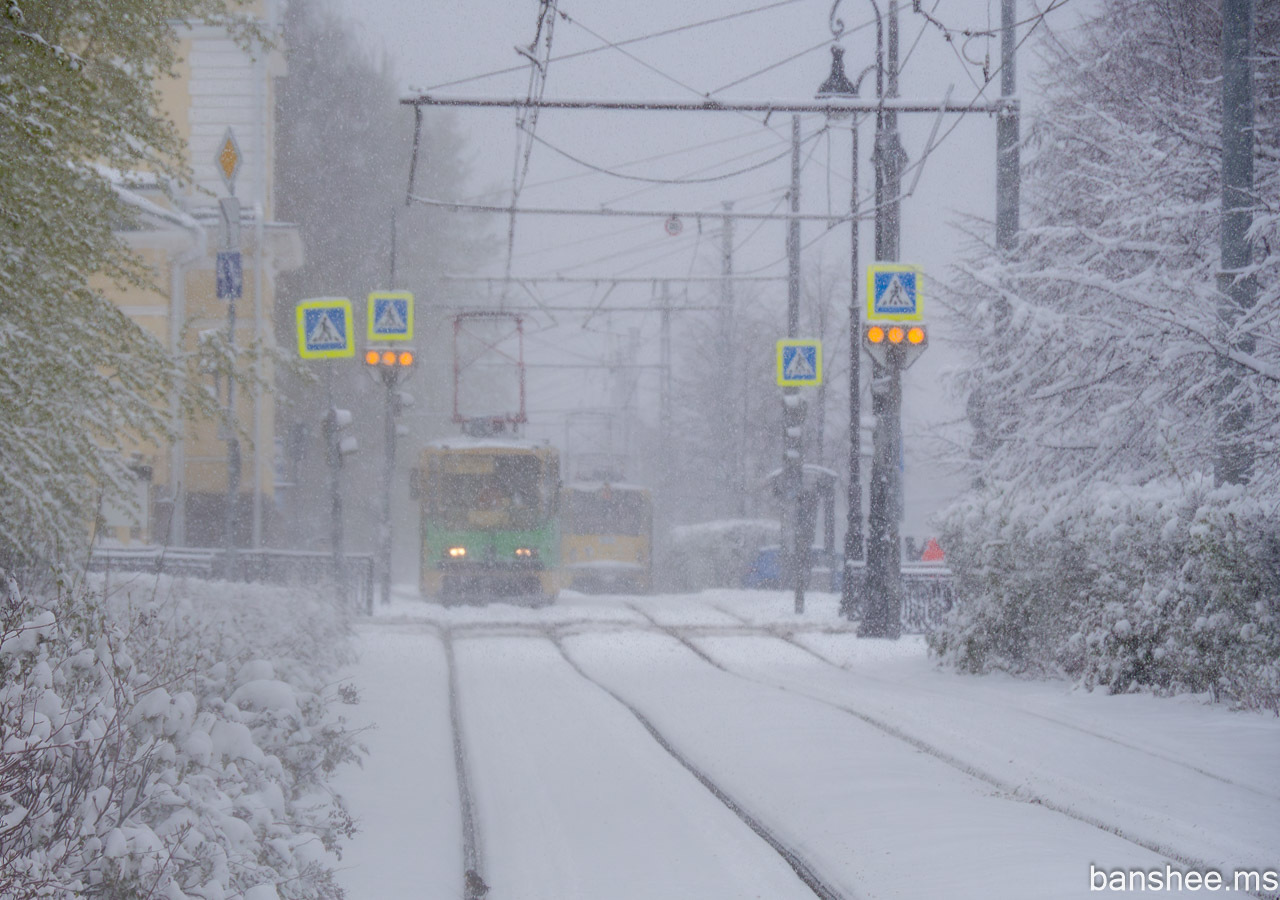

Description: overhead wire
[416,0,805,93]
[461,122,803,203]
[500,0,560,304]
[518,125,805,185]
[735,0,1074,278]
[598,122,828,206]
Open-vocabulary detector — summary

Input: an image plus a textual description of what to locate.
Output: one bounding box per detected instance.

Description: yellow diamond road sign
[216,127,241,193]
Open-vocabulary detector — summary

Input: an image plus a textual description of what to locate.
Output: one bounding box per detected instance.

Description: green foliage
[0,0,259,573]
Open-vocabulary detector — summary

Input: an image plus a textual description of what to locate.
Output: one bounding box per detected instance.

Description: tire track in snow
[545,629,853,900]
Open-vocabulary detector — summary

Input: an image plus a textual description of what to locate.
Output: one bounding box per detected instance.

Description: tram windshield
[433,454,548,530]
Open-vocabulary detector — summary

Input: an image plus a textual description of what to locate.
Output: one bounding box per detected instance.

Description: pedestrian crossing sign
[867,263,923,321]
[296,298,354,360]
[776,339,822,386]
[367,291,414,341]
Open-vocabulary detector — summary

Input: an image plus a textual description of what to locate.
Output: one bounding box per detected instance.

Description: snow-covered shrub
[0,571,362,899]
[930,478,1280,713]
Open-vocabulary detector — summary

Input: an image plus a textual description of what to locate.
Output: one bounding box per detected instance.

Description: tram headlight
[447,546,467,558]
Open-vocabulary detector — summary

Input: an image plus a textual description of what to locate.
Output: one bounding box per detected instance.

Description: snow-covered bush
[0,571,362,899]
[931,2,1280,714]
[930,478,1280,713]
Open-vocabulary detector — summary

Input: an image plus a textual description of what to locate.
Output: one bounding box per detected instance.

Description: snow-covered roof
[424,436,552,452]
[564,481,650,494]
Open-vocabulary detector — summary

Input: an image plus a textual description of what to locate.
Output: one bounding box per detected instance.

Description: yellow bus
[560,482,652,594]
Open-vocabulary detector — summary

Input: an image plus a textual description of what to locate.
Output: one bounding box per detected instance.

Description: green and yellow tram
[560,482,653,594]
[411,439,561,605]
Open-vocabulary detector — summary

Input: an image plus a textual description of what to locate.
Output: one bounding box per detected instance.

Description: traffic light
[363,345,416,386]
[323,407,357,468]
[863,323,928,369]
[363,348,415,368]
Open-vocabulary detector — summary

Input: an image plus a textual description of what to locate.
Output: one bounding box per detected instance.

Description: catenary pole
[783,114,809,614]
[861,0,906,639]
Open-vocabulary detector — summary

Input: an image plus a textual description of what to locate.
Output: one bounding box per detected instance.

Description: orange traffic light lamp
[864,322,928,368]
[364,348,415,367]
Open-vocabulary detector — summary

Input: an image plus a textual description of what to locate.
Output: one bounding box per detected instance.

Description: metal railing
[88,546,376,614]
[842,562,955,634]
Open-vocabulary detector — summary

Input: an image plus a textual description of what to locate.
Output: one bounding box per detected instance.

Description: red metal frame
[452,311,526,425]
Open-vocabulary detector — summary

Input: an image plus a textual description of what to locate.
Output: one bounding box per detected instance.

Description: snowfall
[329,586,1279,900]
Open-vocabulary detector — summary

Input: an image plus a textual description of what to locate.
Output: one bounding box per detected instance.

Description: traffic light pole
[323,367,347,606]
[379,368,399,607]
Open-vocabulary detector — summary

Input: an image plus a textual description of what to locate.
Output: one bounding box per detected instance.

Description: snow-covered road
[333,589,1279,900]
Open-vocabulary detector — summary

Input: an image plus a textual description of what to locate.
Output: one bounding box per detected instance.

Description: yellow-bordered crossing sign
[296,298,354,359]
[367,291,414,341]
[867,263,923,321]
[776,339,822,386]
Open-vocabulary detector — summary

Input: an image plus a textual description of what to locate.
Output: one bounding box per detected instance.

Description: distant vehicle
[411,438,561,606]
[561,482,653,593]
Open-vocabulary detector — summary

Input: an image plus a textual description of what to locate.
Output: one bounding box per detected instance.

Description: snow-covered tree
[932,1,1280,708]
[0,1,260,575]
[273,0,489,552]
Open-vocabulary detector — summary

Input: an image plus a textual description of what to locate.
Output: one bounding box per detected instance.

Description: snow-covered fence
[88,546,376,613]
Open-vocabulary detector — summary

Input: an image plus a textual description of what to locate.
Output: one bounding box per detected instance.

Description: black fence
[88,546,376,614]
[842,562,956,634]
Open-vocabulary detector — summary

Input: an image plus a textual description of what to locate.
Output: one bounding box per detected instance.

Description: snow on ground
[335,586,1280,900]
[329,624,460,898]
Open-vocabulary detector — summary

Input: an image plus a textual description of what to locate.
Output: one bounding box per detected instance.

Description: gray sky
[334,0,1081,533]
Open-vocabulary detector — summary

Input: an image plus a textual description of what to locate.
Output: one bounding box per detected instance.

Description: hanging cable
[417,0,804,92]
[518,125,806,185]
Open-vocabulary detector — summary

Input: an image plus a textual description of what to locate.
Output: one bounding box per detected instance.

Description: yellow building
[104,2,302,547]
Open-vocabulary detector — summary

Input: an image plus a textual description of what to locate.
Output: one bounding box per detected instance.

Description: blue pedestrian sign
[216,250,242,300]
[776,339,822,387]
[867,263,923,321]
[367,291,414,341]
[296,298,354,360]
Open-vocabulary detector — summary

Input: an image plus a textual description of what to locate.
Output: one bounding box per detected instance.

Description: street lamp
[816,43,876,620]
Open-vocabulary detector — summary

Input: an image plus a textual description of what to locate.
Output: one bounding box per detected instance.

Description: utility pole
[1218,0,1257,485]
[862,0,907,639]
[722,202,746,515]
[782,114,809,614]
[660,280,672,453]
[996,0,1020,251]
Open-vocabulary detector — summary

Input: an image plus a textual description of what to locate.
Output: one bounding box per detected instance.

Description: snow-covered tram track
[621,610,1274,893]
[441,627,491,900]
[542,627,852,900]
[706,603,1272,800]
